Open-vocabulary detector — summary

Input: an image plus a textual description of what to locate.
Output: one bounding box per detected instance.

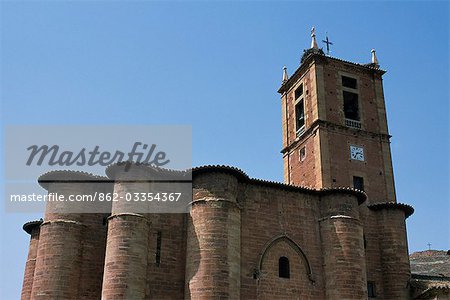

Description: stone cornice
[35,164,367,205]
[38,170,108,190]
[23,219,43,234]
[368,202,414,218]
[192,165,366,204]
[106,162,190,180]
[281,119,392,155]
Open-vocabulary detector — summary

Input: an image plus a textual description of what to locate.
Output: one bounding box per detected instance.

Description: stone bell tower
[278,28,414,299]
[278,27,396,205]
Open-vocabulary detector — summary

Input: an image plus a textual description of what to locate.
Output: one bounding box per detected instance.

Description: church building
[21,29,420,299]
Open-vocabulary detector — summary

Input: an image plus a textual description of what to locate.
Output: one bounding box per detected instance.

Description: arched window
[279,256,290,278]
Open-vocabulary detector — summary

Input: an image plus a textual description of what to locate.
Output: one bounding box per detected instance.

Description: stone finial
[371,49,379,66]
[311,26,318,49]
[282,66,289,83]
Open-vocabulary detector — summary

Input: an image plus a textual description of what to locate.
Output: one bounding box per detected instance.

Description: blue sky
[1,1,449,298]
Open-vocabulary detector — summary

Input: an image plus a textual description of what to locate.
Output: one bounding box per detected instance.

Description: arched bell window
[279,256,290,278]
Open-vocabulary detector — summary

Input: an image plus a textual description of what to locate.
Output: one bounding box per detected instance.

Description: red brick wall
[101,171,152,299]
[77,213,108,300]
[101,214,150,299]
[285,131,321,188]
[30,181,88,299]
[320,129,390,203]
[319,193,367,299]
[31,220,84,299]
[146,213,186,299]
[320,60,386,132]
[283,57,396,204]
[257,241,314,299]
[239,185,325,299]
[282,64,316,150]
[21,226,40,300]
[280,56,404,299]
[360,206,386,299]
[376,209,411,299]
[23,167,410,299]
[186,172,241,299]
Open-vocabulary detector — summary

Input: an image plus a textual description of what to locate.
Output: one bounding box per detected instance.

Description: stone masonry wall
[22,166,411,299]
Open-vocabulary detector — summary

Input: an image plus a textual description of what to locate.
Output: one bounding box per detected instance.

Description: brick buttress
[319,191,368,299]
[185,171,241,299]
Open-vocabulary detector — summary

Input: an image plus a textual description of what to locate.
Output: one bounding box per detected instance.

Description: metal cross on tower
[322,33,333,55]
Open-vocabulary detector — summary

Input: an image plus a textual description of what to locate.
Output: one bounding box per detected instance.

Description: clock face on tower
[350,145,365,161]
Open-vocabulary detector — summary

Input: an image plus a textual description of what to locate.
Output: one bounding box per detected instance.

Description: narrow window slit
[155,231,162,266]
[279,256,290,278]
[367,281,376,297]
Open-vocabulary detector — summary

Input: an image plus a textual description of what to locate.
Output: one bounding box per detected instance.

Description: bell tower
[278,30,414,298]
[278,27,396,204]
